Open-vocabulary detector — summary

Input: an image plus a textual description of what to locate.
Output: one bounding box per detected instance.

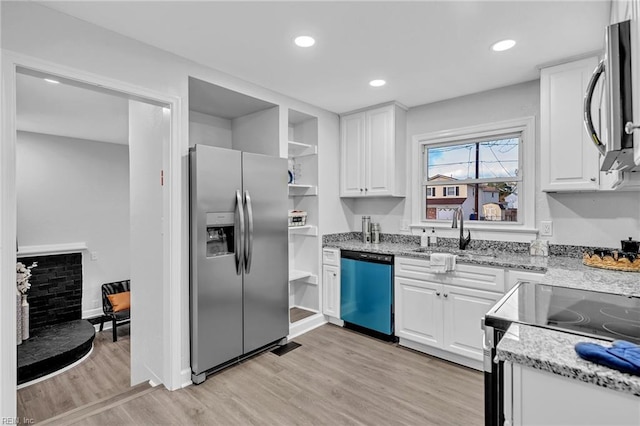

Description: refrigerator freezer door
[241,152,289,354]
[190,145,244,375]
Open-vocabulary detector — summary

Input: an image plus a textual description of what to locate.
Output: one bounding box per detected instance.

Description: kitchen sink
[411,247,495,260]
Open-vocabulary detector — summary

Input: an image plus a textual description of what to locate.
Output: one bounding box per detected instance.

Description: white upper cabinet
[340,112,366,196]
[540,56,602,192]
[340,103,406,197]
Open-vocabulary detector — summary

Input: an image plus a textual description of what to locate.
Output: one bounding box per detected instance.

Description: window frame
[411,117,536,233]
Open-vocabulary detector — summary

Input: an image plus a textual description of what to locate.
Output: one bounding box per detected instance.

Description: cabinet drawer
[395,256,441,280]
[395,256,505,293]
[448,264,505,293]
[322,248,340,266]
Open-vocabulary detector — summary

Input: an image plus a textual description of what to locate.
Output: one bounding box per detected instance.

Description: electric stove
[482,281,640,426]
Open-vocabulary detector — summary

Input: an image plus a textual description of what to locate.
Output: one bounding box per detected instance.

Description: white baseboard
[180,368,193,388]
[397,338,482,371]
[327,316,344,327]
[83,307,103,319]
[288,313,327,339]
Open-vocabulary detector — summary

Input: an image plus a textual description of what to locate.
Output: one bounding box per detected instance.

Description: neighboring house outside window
[413,117,535,230]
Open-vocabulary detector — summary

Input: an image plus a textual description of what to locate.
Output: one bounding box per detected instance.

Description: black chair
[99,280,130,342]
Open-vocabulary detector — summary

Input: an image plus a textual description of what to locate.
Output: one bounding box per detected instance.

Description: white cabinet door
[540,56,601,191]
[340,112,366,197]
[365,105,394,196]
[510,363,640,426]
[442,285,501,361]
[340,103,405,197]
[322,264,340,318]
[395,276,443,347]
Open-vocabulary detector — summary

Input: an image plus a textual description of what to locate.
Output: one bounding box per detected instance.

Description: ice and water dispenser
[206,212,234,257]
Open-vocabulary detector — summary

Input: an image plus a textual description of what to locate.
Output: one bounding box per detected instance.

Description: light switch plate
[540,221,553,237]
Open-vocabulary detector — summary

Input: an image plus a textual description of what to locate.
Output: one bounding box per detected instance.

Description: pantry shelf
[288,270,319,285]
[288,184,318,196]
[288,225,318,236]
[288,140,317,158]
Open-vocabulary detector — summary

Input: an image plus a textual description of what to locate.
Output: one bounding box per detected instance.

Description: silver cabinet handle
[235,190,245,275]
[583,59,606,156]
[590,177,597,182]
[244,190,254,274]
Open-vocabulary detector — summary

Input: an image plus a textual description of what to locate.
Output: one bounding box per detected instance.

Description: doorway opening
[9,64,173,422]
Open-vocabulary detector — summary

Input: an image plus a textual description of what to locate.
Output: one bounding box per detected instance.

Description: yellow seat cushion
[107,291,130,312]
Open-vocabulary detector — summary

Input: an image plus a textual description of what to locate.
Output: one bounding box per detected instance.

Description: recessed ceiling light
[369,79,386,87]
[44,78,60,84]
[294,36,315,48]
[491,39,516,52]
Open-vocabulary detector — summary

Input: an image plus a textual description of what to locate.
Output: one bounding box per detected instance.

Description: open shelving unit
[288,183,318,196]
[287,108,320,329]
[288,269,319,285]
[288,224,318,236]
[288,140,317,157]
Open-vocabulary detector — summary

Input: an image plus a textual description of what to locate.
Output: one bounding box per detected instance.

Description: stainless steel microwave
[584,19,640,172]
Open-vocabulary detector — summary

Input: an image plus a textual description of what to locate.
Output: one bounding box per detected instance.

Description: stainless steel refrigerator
[189,144,289,384]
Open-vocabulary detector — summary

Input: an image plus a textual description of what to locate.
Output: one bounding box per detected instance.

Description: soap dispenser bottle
[430,228,438,246]
[420,229,429,247]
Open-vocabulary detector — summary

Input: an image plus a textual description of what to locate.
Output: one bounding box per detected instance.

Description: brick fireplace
[18,252,83,332]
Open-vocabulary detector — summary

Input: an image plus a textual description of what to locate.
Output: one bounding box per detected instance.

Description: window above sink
[410,117,537,240]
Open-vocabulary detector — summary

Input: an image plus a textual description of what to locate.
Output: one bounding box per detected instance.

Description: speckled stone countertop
[497,323,640,397]
[323,239,549,271]
[323,237,640,297]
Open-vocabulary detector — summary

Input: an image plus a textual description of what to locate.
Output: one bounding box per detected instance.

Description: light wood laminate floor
[30,324,484,425]
[17,325,133,423]
[290,307,316,323]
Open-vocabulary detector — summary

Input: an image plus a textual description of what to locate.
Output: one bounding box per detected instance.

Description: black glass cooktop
[486,282,640,344]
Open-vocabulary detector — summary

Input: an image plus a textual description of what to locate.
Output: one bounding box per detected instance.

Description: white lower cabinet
[395,276,443,347]
[395,256,503,368]
[322,264,340,319]
[442,285,501,360]
[506,363,640,425]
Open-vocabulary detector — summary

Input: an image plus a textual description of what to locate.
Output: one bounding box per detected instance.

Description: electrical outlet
[540,221,553,237]
[90,251,99,261]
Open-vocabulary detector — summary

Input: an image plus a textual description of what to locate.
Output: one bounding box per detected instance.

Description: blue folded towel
[575,340,640,376]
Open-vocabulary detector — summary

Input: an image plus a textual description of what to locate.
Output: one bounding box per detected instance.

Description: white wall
[16,131,130,317]
[188,110,232,148]
[350,80,640,247]
[1,0,345,395]
[129,101,167,387]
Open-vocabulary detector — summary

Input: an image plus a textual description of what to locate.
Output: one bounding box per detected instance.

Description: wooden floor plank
[17,326,132,423]
[290,307,316,323]
[21,323,483,425]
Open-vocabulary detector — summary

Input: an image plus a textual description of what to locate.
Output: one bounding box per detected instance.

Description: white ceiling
[16,71,129,145]
[39,0,611,114]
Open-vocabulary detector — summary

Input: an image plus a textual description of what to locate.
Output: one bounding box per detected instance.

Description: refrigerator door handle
[235,189,245,275]
[244,190,254,274]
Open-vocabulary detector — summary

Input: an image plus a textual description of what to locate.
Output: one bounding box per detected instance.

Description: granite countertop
[323,238,640,297]
[496,323,640,397]
[323,239,549,271]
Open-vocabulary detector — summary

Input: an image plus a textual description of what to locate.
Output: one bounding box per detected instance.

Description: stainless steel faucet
[451,207,472,250]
